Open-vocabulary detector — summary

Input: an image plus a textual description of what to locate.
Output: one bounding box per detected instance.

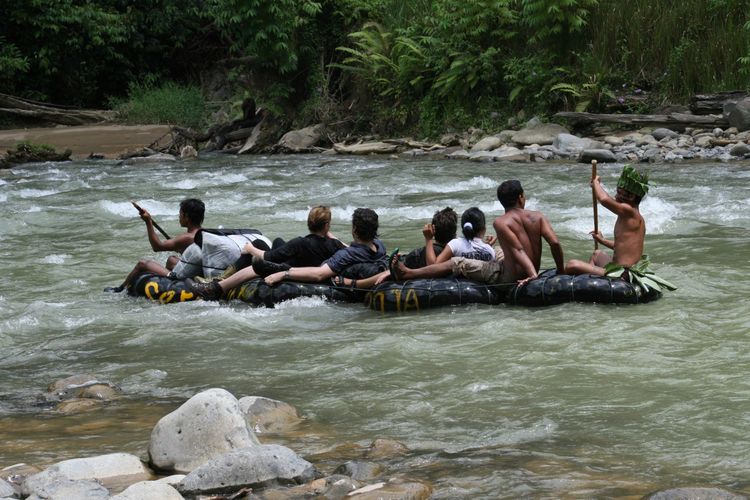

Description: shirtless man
[105,198,205,292]
[565,165,647,275]
[389,180,564,285]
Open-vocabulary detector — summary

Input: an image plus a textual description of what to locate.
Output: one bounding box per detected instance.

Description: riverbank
[0,124,172,159]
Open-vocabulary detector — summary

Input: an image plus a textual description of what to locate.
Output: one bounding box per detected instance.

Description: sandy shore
[0,124,173,159]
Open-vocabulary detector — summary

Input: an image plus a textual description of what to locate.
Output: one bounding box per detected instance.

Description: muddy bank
[0,124,172,159]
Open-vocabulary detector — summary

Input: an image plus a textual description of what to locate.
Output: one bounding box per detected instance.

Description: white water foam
[40,254,70,264]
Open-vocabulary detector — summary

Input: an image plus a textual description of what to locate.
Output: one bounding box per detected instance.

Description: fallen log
[555,111,729,130]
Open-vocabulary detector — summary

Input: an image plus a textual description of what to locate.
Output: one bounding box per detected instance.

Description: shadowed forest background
[1,0,749,136]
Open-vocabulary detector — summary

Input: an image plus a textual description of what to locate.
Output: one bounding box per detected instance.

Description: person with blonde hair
[188,205,345,299]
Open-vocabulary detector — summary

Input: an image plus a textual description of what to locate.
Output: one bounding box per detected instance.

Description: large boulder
[651,128,679,140]
[511,122,568,146]
[579,149,617,163]
[239,396,302,434]
[176,445,317,496]
[149,388,260,473]
[724,97,750,131]
[276,124,326,152]
[47,374,120,402]
[0,478,16,498]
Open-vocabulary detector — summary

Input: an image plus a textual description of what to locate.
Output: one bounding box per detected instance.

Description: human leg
[106,259,170,292]
[390,258,453,281]
[452,257,504,283]
[564,259,605,276]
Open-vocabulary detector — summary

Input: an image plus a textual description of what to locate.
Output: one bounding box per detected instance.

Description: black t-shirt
[403,242,445,269]
[264,234,346,267]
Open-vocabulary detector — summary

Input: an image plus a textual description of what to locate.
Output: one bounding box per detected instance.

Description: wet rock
[347,477,432,500]
[111,480,184,499]
[176,445,317,497]
[579,149,617,163]
[636,134,658,146]
[56,399,102,414]
[603,135,625,146]
[447,149,470,159]
[239,396,302,434]
[399,148,428,158]
[253,474,359,499]
[277,124,326,153]
[651,128,679,140]
[2,463,41,491]
[156,474,185,485]
[149,388,259,473]
[488,146,530,162]
[511,122,568,146]
[22,470,109,500]
[713,127,725,137]
[47,374,120,402]
[365,439,409,460]
[644,486,747,500]
[439,133,461,146]
[468,151,496,162]
[695,135,714,148]
[334,460,384,482]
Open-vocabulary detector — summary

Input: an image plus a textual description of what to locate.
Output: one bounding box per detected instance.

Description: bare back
[494,209,545,281]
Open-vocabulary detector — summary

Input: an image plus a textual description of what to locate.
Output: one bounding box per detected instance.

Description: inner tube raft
[129,273,362,306]
[130,269,661,310]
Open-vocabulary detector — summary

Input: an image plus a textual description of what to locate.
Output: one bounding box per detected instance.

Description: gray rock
[239,396,302,434]
[622,132,645,143]
[46,453,151,486]
[0,479,15,498]
[641,147,663,162]
[552,133,601,153]
[334,461,384,482]
[603,135,625,146]
[277,124,326,152]
[644,486,747,500]
[447,149,470,159]
[664,151,684,163]
[468,151,496,162]
[729,143,750,156]
[111,480,184,499]
[713,127,725,137]
[579,149,617,163]
[365,439,409,459]
[469,135,504,152]
[399,148,428,158]
[439,133,460,146]
[149,388,259,473]
[179,145,198,159]
[511,123,568,146]
[694,135,714,147]
[651,128,679,140]
[725,97,750,131]
[23,470,109,500]
[636,134,658,146]
[177,445,316,496]
[120,153,177,165]
[251,475,359,499]
[489,146,529,162]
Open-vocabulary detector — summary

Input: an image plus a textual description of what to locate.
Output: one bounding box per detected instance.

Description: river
[0,155,748,498]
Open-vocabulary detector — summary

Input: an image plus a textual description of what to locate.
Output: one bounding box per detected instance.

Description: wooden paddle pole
[131,201,171,239]
[591,159,599,250]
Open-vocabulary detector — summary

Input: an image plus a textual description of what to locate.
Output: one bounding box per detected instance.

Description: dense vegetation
[1,0,749,136]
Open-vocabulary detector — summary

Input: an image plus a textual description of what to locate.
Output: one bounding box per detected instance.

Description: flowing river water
[0,155,749,498]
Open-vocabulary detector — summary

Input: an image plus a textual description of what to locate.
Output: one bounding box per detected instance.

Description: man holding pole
[565,164,648,276]
[104,198,205,292]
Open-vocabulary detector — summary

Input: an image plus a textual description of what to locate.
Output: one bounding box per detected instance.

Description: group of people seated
[109,166,651,302]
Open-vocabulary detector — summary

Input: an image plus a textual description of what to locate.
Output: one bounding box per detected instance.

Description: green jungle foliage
[111,81,209,128]
[1,0,749,134]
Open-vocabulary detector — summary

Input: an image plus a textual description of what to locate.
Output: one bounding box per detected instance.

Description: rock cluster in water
[1,378,432,500]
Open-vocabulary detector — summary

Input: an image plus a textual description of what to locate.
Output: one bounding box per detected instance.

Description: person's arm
[141,210,189,252]
[327,231,349,248]
[423,224,438,265]
[540,216,565,274]
[434,243,454,264]
[265,264,335,285]
[590,230,614,249]
[592,177,638,217]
